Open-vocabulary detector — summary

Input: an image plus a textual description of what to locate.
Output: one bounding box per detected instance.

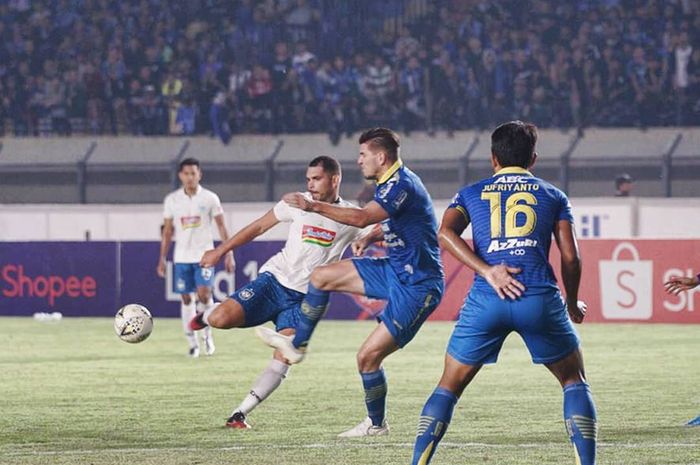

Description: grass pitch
[0,317,698,465]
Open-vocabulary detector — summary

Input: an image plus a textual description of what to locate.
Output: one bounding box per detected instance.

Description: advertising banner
[1,240,699,324]
[0,242,118,316]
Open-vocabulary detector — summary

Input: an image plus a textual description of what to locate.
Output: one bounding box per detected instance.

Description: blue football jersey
[449,166,574,295]
[374,161,444,285]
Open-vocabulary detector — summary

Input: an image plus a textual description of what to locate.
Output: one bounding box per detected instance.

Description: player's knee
[207,309,224,328]
[197,288,211,303]
[356,348,381,372]
[309,266,334,290]
[181,294,192,305]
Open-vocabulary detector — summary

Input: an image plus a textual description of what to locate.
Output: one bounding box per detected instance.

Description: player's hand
[567,300,587,324]
[351,238,368,256]
[484,263,525,300]
[664,275,700,295]
[200,249,222,268]
[156,258,166,278]
[283,192,313,211]
[224,251,236,273]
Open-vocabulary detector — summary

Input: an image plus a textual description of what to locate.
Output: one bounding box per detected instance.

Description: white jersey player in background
[158,158,234,357]
[190,156,370,428]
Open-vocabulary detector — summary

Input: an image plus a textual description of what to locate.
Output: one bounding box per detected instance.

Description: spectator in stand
[614,173,634,197]
[246,64,273,133]
[399,56,427,134]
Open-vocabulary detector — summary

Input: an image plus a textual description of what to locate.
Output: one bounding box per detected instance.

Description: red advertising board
[430,240,700,324]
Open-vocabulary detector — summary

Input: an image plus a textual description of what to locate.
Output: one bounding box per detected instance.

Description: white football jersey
[163,185,224,263]
[261,193,366,293]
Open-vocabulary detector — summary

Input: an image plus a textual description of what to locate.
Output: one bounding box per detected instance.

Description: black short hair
[615,173,633,189]
[308,155,341,176]
[179,157,200,172]
[359,127,400,162]
[491,121,538,169]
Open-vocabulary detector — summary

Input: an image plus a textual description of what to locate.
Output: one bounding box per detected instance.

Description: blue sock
[361,369,387,426]
[563,382,597,465]
[292,284,329,349]
[411,387,458,465]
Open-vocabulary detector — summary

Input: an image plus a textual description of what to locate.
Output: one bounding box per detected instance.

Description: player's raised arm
[283,192,389,228]
[439,207,524,300]
[553,219,586,323]
[200,209,280,267]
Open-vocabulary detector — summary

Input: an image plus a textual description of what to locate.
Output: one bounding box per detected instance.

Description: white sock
[199,297,217,331]
[234,359,290,416]
[181,300,198,348]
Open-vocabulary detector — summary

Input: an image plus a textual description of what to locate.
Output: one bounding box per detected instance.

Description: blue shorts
[447,288,580,366]
[231,272,305,331]
[173,263,215,294]
[353,257,443,348]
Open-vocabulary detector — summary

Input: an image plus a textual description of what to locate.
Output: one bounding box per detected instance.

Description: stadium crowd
[1,0,699,142]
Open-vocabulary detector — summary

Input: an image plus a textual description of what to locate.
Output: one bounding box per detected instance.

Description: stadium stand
[1,0,699,141]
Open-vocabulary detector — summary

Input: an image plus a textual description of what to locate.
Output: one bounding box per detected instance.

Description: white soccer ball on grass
[114,304,153,343]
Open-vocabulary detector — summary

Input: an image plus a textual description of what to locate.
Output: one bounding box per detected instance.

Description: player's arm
[157,218,174,278]
[553,219,586,323]
[283,192,389,228]
[214,214,235,273]
[201,210,280,267]
[351,224,384,256]
[439,207,524,300]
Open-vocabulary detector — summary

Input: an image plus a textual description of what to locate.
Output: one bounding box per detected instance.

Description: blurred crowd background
[1,0,699,144]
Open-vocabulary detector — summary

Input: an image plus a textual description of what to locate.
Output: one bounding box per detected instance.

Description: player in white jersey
[158,158,234,358]
[190,156,368,428]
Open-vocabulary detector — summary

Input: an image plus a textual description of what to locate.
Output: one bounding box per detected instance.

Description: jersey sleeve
[374,177,411,217]
[272,200,294,223]
[163,195,174,219]
[557,190,574,223]
[448,190,470,221]
[210,192,224,217]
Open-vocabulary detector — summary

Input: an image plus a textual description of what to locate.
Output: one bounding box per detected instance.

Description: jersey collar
[494,166,533,177]
[183,185,202,197]
[376,159,403,185]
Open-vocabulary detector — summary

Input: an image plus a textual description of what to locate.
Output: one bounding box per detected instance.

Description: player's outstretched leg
[546,349,597,465]
[257,261,364,364]
[189,299,245,331]
[411,354,481,464]
[227,344,292,429]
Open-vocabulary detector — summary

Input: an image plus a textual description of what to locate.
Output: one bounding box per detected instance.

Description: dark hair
[615,173,633,189]
[359,127,400,162]
[491,121,538,169]
[179,157,200,172]
[309,155,341,176]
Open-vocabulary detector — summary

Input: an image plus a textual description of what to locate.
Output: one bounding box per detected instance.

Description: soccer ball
[114,304,153,343]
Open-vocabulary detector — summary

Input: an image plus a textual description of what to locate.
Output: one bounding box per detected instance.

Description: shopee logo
[1,264,97,307]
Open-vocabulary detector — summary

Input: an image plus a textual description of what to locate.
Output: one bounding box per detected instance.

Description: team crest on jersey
[301,225,336,247]
[181,216,202,229]
[239,288,255,300]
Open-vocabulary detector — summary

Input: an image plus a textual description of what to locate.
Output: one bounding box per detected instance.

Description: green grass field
[0,317,697,465]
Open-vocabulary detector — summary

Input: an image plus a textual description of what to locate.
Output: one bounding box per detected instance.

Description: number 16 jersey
[449,166,574,295]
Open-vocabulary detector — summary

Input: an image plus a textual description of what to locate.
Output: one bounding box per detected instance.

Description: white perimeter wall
[0,197,697,241]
